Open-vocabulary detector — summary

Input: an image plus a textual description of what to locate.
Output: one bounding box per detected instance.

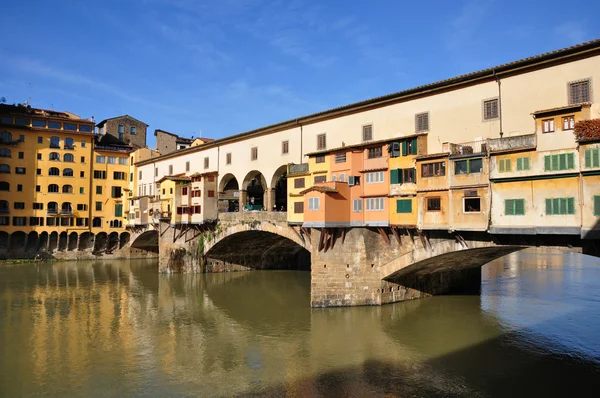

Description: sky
[1,0,599,148]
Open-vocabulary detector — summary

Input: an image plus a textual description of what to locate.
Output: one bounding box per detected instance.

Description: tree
[0,97,6,104]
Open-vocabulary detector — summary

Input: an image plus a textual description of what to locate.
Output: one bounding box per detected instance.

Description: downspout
[298,119,303,164]
[493,69,503,138]
[88,135,94,234]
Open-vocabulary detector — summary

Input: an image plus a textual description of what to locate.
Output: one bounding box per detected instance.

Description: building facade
[97,115,148,148]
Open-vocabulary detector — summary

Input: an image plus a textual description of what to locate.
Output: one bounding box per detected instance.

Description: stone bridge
[129,213,600,308]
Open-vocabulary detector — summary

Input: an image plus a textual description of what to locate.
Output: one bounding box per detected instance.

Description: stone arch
[68,232,78,251]
[242,170,267,210]
[131,230,158,252]
[49,232,59,252]
[38,231,49,252]
[58,232,68,251]
[25,231,39,254]
[78,232,94,251]
[9,231,26,257]
[119,232,130,249]
[218,173,241,212]
[0,231,9,255]
[270,164,288,211]
[94,232,108,253]
[107,232,119,252]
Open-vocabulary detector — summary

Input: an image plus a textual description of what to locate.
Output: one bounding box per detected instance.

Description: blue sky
[1,0,599,148]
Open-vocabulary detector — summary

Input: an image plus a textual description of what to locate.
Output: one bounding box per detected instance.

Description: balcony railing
[487,134,536,153]
[94,145,132,152]
[449,140,488,156]
[288,163,309,174]
[61,209,73,215]
[63,145,75,150]
[47,209,58,215]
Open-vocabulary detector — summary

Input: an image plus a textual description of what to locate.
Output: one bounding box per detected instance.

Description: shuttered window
[317,134,326,150]
[282,140,289,154]
[545,197,575,215]
[516,157,530,171]
[396,199,412,213]
[568,79,591,104]
[353,199,362,212]
[390,169,401,184]
[366,198,385,211]
[544,153,575,171]
[415,112,429,132]
[251,147,258,161]
[595,196,600,216]
[226,153,232,165]
[308,197,320,210]
[315,155,325,164]
[498,158,511,173]
[294,202,304,213]
[483,98,499,120]
[314,175,326,183]
[505,199,525,215]
[584,148,600,168]
[334,152,346,163]
[401,138,418,156]
[362,125,372,141]
[294,178,305,188]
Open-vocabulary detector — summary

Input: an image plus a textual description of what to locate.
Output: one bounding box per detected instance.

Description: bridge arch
[131,229,159,252]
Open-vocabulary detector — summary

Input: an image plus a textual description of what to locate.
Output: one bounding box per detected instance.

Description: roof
[532,103,591,117]
[299,186,338,195]
[137,38,600,167]
[0,104,91,122]
[97,114,149,127]
[156,175,191,183]
[189,171,218,177]
[305,134,425,157]
[416,152,450,160]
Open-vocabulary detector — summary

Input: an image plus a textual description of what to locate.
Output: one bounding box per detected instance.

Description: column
[266,188,276,212]
[239,190,247,212]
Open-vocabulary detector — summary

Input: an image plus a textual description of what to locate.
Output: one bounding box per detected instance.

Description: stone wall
[155,130,178,155]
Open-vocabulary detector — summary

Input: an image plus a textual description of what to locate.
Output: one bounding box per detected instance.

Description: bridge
[128,211,600,307]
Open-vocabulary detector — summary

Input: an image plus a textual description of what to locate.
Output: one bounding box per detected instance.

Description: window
[282,140,289,154]
[315,155,325,163]
[208,190,215,198]
[332,175,338,182]
[182,187,188,196]
[17,184,22,192]
[568,79,591,104]
[94,170,107,179]
[36,185,40,192]
[112,186,122,198]
[36,153,42,160]
[48,121,60,129]
[48,184,59,193]
[0,164,9,173]
[139,170,143,179]
[130,126,136,135]
[498,158,511,173]
[13,217,27,226]
[80,171,85,178]
[505,199,525,215]
[542,119,555,133]
[421,162,445,177]
[64,123,76,131]
[294,202,304,213]
[563,116,575,130]
[96,155,105,164]
[584,148,600,168]
[544,153,575,171]
[366,171,384,183]
[63,168,73,177]
[0,131,12,143]
[49,152,60,161]
[483,98,499,120]
[82,141,86,148]
[38,136,43,143]
[594,196,600,216]
[95,202,102,211]
[251,147,258,161]
[353,199,362,212]
[62,185,73,194]
[396,199,411,213]
[79,187,84,194]
[113,171,126,180]
[80,156,85,163]
[415,112,429,132]
[185,161,190,172]
[368,147,382,159]
[108,156,116,164]
[18,134,24,142]
[516,157,530,171]
[339,173,346,182]
[92,217,102,227]
[79,125,92,133]
[294,178,305,189]
[455,158,483,175]
[168,165,173,175]
[33,120,46,128]
[464,197,481,213]
[546,197,575,215]
[50,136,60,148]
[402,168,416,183]
[118,125,124,134]
[317,134,326,150]
[115,204,123,217]
[226,153,232,165]
[0,216,8,225]
[363,124,373,141]
[314,175,326,183]
[14,202,25,209]
[0,116,12,124]
[308,197,320,210]
[49,167,60,176]
[366,197,385,211]
[118,157,127,165]
[402,138,418,156]
[18,152,23,159]
[427,197,441,211]
[64,137,75,149]
[33,203,44,210]
[204,157,209,169]
[334,152,346,163]
[15,118,29,126]
[0,148,10,158]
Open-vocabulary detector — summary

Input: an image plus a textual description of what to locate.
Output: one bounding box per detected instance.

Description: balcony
[63,145,75,150]
[288,163,309,175]
[47,209,58,215]
[363,156,388,171]
[448,140,487,157]
[487,134,536,153]
[50,144,61,149]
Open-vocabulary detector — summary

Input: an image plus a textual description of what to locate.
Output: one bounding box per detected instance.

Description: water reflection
[0,250,599,397]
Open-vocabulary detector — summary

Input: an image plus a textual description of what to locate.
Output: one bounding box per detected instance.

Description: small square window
[17,184,22,192]
[464,197,481,213]
[483,98,499,120]
[427,197,441,211]
[282,140,289,154]
[37,136,43,144]
[568,79,591,104]
[542,119,555,133]
[362,125,373,141]
[36,185,40,192]
[37,153,42,160]
[18,152,24,159]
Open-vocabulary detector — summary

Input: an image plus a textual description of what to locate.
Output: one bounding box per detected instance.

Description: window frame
[482,97,499,121]
[504,198,526,216]
[362,124,373,141]
[463,197,482,213]
[282,140,289,154]
[421,161,446,177]
[426,197,441,212]
[415,112,429,132]
[568,78,591,105]
[317,133,326,150]
[542,118,555,133]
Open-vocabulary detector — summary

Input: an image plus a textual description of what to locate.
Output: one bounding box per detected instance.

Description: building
[97,115,148,148]
[154,129,213,155]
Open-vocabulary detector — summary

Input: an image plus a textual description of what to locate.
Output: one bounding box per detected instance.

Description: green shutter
[499,159,505,173]
[410,138,418,155]
[504,199,513,215]
[115,204,123,217]
[558,153,567,170]
[566,197,575,215]
[594,196,600,216]
[398,169,404,184]
[523,157,530,170]
[401,141,408,156]
[390,169,400,184]
[544,155,551,171]
[412,168,416,184]
[516,158,522,171]
[594,149,600,168]
[585,149,592,168]
[566,153,575,170]
[396,199,412,213]
[515,199,525,215]
[505,159,511,172]
[546,198,552,214]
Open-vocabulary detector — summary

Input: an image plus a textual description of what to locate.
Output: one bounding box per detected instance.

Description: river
[1,249,599,397]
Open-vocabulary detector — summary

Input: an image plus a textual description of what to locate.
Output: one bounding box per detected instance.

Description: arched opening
[130,230,159,253]
[92,217,102,228]
[68,232,78,251]
[107,232,119,252]
[0,164,10,174]
[64,154,74,163]
[38,231,49,252]
[58,232,68,251]
[25,231,39,254]
[48,232,59,252]
[0,148,12,158]
[48,184,59,193]
[0,181,10,191]
[9,231,26,257]
[119,232,130,249]
[49,167,60,176]
[49,152,60,161]
[94,232,108,253]
[63,168,74,176]
[218,173,240,212]
[0,200,9,213]
[0,231,9,254]
[0,131,13,143]
[242,171,266,211]
[205,230,311,271]
[62,185,73,194]
[64,137,74,149]
[271,165,288,212]
[78,232,93,251]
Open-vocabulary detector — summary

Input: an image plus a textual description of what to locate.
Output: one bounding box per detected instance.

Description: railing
[487,134,536,153]
[0,139,18,146]
[47,209,58,215]
[50,144,61,149]
[63,145,75,150]
[288,163,309,174]
[94,145,132,152]
[61,209,73,215]
[449,140,488,156]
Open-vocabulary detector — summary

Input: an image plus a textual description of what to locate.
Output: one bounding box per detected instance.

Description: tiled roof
[299,186,338,195]
[532,103,591,116]
[156,175,191,183]
[416,152,450,160]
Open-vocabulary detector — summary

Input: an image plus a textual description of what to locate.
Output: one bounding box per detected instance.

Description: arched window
[50,136,60,148]
[48,184,59,193]
[92,217,102,227]
[0,131,12,143]
[64,138,74,149]
[0,200,8,212]
[0,148,11,158]
[0,164,9,174]
[64,153,74,162]
[62,185,73,194]
[48,202,58,213]
[63,168,73,177]
[49,152,60,161]
[61,202,72,214]
[49,167,60,176]
[0,182,9,191]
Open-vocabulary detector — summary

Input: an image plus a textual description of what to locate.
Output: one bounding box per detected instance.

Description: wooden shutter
[523,157,530,170]
[499,159,505,172]
[594,196,600,216]
[294,178,305,188]
[594,149,600,168]
[294,202,304,213]
[505,159,511,172]
[396,199,412,213]
[544,156,551,171]
[390,169,400,184]
[401,141,407,156]
[585,149,592,168]
[504,199,513,215]
[363,125,372,141]
[515,199,525,215]
[566,153,575,169]
[545,198,552,214]
[410,138,418,155]
[566,197,575,214]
